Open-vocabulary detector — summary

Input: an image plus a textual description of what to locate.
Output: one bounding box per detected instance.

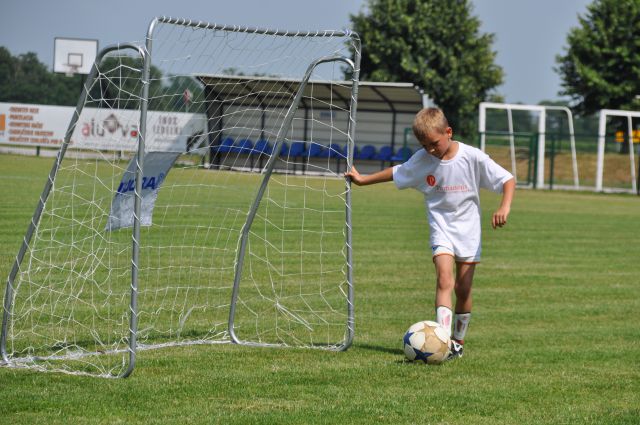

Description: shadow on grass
[356,344,446,366]
[355,343,401,355]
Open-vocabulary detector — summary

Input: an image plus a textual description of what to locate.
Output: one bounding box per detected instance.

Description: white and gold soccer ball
[403,320,451,365]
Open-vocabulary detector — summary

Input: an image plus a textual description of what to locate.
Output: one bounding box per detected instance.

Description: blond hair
[412,108,449,142]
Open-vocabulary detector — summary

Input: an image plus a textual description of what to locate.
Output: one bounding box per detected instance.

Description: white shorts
[431,245,480,264]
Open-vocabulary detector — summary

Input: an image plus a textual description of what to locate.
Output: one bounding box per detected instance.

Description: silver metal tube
[120,42,150,378]
[151,15,354,39]
[340,35,361,351]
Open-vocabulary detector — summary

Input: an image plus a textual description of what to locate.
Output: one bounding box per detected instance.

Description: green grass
[1,153,639,424]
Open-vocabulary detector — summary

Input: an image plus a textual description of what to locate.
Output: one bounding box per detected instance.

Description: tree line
[0,47,83,106]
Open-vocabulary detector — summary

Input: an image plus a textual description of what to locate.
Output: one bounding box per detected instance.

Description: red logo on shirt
[426,175,436,186]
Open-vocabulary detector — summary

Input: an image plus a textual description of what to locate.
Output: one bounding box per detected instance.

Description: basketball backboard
[54,37,98,76]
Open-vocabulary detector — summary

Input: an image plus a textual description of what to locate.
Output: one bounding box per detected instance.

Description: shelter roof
[197,74,426,114]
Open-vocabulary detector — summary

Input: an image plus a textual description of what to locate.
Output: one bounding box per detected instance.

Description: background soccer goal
[596,109,640,194]
[479,102,580,190]
[1,17,361,378]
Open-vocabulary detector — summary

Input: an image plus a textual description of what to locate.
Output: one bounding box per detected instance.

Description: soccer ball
[403,320,451,365]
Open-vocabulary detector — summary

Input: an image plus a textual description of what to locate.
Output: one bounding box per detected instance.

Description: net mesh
[3,18,359,377]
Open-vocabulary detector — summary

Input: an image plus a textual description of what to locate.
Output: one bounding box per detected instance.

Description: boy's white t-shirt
[392,142,513,259]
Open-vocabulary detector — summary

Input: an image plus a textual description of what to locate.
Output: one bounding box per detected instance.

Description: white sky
[0,0,591,104]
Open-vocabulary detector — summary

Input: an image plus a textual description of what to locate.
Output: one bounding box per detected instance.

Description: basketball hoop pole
[64,63,80,77]
[64,64,85,95]
[79,73,86,95]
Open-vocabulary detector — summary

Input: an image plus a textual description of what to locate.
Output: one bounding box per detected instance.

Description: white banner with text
[0,102,206,152]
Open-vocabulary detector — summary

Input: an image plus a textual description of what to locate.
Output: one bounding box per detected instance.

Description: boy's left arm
[492,178,515,229]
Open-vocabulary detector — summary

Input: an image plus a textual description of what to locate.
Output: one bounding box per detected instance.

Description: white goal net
[1,17,361,377]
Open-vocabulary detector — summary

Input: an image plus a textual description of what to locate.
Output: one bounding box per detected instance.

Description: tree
[350,0,503,139]
[556,0,640,115]
[0,46,84,106]
[0,47,14,99]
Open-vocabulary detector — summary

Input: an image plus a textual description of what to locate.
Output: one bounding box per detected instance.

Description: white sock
[453,312,471,343]
[435,306,452,338]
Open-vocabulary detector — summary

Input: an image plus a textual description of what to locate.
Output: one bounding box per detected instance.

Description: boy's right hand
[344,166,364,186]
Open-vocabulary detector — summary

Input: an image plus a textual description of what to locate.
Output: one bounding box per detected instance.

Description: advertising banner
[72,109,206,152]
[0,102,206,152]
[0,103,69,146]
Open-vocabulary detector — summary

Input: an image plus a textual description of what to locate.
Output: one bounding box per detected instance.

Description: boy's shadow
[356,343,433,365]
[356,343,401,355]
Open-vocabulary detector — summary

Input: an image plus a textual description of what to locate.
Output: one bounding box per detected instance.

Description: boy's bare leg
[433,254,455,335]
[454,262,475,313]
[434,254,455,309]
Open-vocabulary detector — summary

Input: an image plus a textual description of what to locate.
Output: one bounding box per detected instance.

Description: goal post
[596,109,639,194]
[1,17,361,377]
[479,102,579,190]
[227,54,358,349]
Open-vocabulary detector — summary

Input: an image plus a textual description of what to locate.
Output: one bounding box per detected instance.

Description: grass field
[1,153,639,424]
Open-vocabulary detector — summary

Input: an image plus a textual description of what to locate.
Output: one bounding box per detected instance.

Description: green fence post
[527,133,536,187]
[549,134,556,190]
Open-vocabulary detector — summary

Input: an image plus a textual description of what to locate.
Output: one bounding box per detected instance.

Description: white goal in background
[596,109,640,194]
[1,17,361,378]
[479,102,579,190]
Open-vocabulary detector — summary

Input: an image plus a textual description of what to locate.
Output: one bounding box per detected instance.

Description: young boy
[345,107,515,360]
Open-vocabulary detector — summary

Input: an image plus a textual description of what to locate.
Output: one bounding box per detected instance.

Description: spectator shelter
[197,75,427,173]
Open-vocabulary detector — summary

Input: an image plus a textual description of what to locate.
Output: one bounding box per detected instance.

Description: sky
[0,0,592,105]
